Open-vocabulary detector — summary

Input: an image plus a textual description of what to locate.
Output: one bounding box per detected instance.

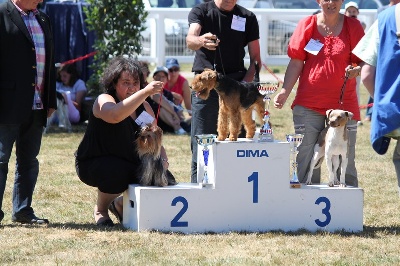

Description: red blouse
[288,15,364,121]
[164,75,187,104]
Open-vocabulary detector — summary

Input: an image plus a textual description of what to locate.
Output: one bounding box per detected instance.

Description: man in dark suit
[0,0,56,224]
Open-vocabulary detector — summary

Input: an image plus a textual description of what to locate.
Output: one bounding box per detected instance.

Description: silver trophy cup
[195,134,217,187]
[286,133,304,188]
[258,83,278,142]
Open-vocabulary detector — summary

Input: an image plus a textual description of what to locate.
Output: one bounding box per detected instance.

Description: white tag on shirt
[304,38,323,55]
[231,15,246,32]
[135,111,154,126]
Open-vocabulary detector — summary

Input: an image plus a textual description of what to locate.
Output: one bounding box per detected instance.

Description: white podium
[123,139,363,233]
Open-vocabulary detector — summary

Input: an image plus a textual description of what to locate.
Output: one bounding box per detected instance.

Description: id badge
[231,15,246,32]
[135,111,155,127]
[304,38,323,55]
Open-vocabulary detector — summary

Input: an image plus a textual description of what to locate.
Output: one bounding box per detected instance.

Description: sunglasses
[168,68,180,72]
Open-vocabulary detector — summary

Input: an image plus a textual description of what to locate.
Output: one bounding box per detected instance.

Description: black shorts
[75,156,140,194]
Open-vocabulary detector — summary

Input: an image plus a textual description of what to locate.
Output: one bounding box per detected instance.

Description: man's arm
[186,23,219,51]
[242,39,261,82]
[361,63,376,97]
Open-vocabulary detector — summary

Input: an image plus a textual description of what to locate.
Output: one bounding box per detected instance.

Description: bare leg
[94,190,120,224]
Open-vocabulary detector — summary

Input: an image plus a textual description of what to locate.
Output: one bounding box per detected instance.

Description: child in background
[56,64,87,123]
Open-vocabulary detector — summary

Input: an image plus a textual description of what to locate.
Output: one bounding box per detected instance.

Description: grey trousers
[292,105,358,187]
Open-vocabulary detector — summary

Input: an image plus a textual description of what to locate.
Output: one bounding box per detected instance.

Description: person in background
[273,0,364,187]
[56,64,87,124]
[377,0,400,13]
[75,56,171,226]
[149,66,188,135]
[164,58,192,114]
[186,0,261,182]
[0,0,56,225]
[313,9,321,15]
[343,1,366,125]
[353,4,400,196]
[344,1,366,30]
[139,62,184,134]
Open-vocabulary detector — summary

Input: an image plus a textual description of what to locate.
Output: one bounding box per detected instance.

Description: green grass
[0,80,399,265]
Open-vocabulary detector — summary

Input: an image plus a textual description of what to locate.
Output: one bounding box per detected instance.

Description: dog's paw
[328,181,335,187]
[339,183,347,188]
[217,136,226,141]
[305,180,312,185]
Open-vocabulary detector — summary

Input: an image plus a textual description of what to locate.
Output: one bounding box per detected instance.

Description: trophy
[258,83,278,142]
[286,133,304,188]
[195,134,217,187]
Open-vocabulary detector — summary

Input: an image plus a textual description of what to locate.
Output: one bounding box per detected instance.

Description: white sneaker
[175,128,186,135]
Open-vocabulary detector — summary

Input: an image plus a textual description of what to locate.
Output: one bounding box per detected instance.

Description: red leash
[261,62,284,85]
[359,103,373,109]
[155,90,163,124]
[55,51,97,67]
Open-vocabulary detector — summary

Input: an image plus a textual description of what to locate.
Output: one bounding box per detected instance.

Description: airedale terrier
[191,63,265,141]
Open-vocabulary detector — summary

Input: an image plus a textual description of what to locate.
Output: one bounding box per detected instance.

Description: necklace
[322,19,339,36]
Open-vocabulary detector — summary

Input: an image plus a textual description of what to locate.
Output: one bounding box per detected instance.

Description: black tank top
[75,93,145,166]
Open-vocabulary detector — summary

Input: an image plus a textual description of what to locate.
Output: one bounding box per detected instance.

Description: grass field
[0,75,399,265]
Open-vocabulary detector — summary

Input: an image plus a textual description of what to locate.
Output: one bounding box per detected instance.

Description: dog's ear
[345,111,354,120]
[326,109,333,117]
[205,70,217,80]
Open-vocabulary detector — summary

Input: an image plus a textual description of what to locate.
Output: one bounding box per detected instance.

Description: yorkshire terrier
[191,62,265,141]
[136,125,171,187]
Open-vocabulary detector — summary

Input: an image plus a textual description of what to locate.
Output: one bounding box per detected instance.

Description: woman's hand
[345,65,361,79]
[144,81,164,96]
[274,89,290,109]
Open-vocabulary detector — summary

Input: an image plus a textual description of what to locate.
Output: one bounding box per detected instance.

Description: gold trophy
[258,83,278,142]
[195,134,217,187]
[286,133,304,188]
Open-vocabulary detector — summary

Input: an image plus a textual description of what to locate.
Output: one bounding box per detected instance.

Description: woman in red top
[273,0,364,187]
[164,58,192,113]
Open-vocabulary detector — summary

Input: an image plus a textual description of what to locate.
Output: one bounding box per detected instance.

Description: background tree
[84,0,147,94]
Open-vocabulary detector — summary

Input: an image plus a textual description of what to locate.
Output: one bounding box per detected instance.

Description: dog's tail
[253,61,260,83]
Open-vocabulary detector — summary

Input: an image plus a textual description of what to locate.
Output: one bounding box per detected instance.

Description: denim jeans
[292,105,358,187]
[190,89,219,183]
[0,110,44,220]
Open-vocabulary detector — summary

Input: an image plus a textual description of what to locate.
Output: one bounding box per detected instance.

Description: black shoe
[108,201,122,223]
[12,214,49,225]
[96,218,114,227]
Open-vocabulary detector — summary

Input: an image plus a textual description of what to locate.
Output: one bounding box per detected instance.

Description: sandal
[108,200,123,223]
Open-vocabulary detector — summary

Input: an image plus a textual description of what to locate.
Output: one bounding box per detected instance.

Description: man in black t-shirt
[186,0,261,182]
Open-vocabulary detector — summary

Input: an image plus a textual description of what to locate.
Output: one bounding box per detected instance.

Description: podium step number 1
[123,138,363,233]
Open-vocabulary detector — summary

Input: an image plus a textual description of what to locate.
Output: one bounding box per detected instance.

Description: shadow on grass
[1,222,129,231]
[1,223,399,236]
